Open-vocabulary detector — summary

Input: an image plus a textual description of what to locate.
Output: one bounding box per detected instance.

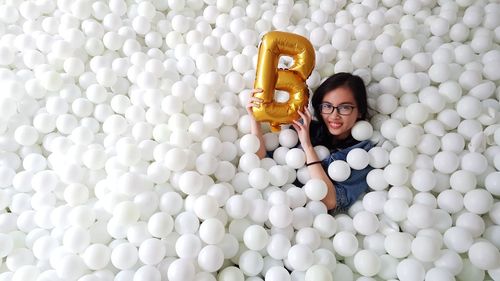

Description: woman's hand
[246,88,266,159]
[292,107,313,149]
[246,88,263,121]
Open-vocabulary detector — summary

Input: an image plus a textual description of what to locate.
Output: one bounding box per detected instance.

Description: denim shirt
[267,137,374,213]
[321,140,374,213]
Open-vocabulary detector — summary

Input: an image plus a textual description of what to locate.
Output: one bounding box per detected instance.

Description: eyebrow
[321,102,355,106]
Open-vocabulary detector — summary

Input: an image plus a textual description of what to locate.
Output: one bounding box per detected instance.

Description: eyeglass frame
[318,102,356,116]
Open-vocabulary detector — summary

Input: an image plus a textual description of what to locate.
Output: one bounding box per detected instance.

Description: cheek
[344,116,358,127]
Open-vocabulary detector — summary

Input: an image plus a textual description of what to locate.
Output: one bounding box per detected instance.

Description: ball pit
[0,0,499,280]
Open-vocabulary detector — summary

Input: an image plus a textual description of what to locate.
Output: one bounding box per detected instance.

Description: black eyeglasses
[319,103,356,115]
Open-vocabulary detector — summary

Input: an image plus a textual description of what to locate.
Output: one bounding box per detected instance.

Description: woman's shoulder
[326,139,374,162]
[346,139,374,151]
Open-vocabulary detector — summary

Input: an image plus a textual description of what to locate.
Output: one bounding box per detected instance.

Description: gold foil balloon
[253,31,315,131]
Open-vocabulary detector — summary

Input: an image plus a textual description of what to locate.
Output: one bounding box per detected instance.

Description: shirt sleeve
[333,164,373,212]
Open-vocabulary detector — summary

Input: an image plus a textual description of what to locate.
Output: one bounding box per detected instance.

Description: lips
[328,122,343,129]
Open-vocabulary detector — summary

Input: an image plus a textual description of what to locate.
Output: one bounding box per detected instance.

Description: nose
[328,109,342,119]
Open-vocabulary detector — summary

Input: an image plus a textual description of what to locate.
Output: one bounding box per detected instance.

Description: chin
[327,127,350,139]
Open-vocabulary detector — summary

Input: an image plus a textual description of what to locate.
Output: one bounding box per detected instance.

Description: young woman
[246,72,373,212]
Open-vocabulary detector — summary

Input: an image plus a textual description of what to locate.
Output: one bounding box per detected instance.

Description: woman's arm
[293,109,337,210]
[246,89,266,159]
[302,146,337,210]
[249,116,266,159]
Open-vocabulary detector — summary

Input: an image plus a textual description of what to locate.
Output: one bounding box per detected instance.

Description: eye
[338,104,353,111]
[321,103,333,109]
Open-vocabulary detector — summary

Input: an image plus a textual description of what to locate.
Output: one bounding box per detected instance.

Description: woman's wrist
[302,142,315,154]
[306,160,322,166]
[298,136,311,146]
[303,147,320,164]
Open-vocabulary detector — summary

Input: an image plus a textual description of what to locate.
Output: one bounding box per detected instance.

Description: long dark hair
[309,72,368,149]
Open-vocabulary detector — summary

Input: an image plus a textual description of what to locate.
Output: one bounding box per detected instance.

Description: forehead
[321,87,356,104]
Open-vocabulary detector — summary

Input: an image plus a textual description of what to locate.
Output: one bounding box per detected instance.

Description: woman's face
[320,87,360,139]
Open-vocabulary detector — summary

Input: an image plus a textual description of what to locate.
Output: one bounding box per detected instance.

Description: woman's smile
[328,121,343,130]
[320,87,360,139]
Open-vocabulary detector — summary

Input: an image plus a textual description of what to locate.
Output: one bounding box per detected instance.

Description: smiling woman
[247,72,374,213]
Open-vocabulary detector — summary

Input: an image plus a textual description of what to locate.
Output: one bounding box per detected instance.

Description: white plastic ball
[353,250,381,277]
[240,134,260,154]
[363,191,389,215]
[368,147,389,168]
[461,152,488,175]
[456,96,482,119]
[366,169,389,191]
[436,190,464,214]
[243,225,269,251]
[238,153,260,173]
[395,125,422,148]
[178,171,203,195]
[266,265,291,281]
[268,205,292,228]
[443,227,473,253]
[174,212,200,235]
[285,148,306,169]
[383,164,409,186]
[264,233,289,260]
[193,195,219,220]
[248,168,270,190]
[225,195,249,219]
[147,212,174,238]
[303,179,328,201]
[138,238,166,265]
[380,118,402,139]
[425,267,455,281]
[405,103,429,124]
[332,231,358,257]
[269,165,289,187]
[410,169,436,192]
[287,244,314,271]
[168,258,195,281]
[485,172,500,196]
[346,148,370,170]
[396,258,425,281]
[463,189,493,215]
[353,211,379,236]
[176,233,202,259]
[468,241,500,270]
[238,250,264,276]
[218,266,244,281]
[111,243,138,270]
[411,236,440,262]
[305,264,332,281]
[14,126,38,146]
[327,160,351,182]
[198,245,224,272]
[351,121,373,141]
[278,129,299,148]
[433,151,459,174]
[384,232,411,258]
[450,170,477,193]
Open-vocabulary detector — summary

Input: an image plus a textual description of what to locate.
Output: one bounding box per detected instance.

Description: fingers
[304,108,312,118]
[297,109,311,124]
[292,120,303,131]
[250,88,263,96]
[248,97,263,102]
[247,97,263,109]
[297,110,306,120]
